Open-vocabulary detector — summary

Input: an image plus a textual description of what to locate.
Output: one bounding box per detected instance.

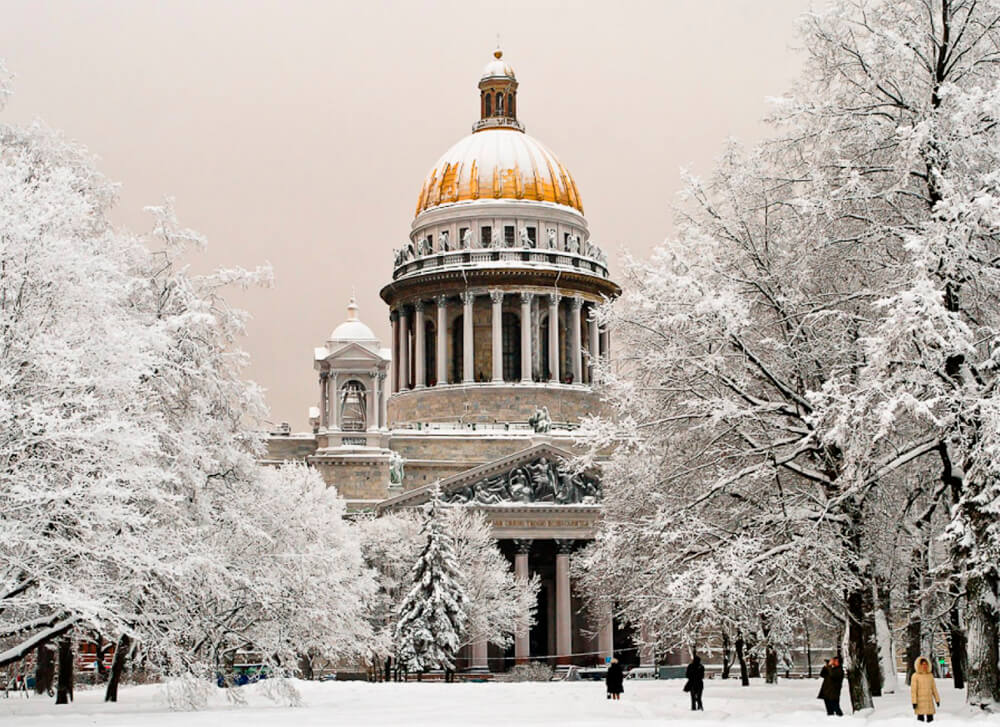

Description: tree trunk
[947,591,967,690]
[34,645,55,695]
[735,632,749,686]
[845,583,874,712]
[104,634,130,703]
[964,573,1000,710]
[862,603,882,698]
[721,632,732,680]
[874,599,898,694]
[55,637,73,704]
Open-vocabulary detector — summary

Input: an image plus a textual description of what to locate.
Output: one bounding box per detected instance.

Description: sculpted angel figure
[461,228,472,249]
[439,230,450,252]
[520,227,534,248]
[547,228,557,249]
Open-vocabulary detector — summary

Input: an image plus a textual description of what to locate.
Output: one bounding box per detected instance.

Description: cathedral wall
[388,384,603,425]
[310,459,391,502]
[265,435,318,461]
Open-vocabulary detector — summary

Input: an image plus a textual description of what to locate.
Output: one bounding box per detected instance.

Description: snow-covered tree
[393,496,468,677]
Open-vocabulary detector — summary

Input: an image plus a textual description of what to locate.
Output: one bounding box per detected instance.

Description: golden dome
[415,129,583,216]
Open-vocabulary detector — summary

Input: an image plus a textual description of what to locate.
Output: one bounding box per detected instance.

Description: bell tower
[474,48,524,132]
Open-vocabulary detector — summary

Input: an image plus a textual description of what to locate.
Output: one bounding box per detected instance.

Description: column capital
[414,300,425,313]
[548,292,561,307]
[513,538,533,554]
[490,289,504,305]
[571,295,583,310]
[377,371,386,382]
[555,539,576,554]
[520,291,533,305]
[389,309,399,323]
[319,370,329,380]
[436,295,448,309]
[462,290,475,305]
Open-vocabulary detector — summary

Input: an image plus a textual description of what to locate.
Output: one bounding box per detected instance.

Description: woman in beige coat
[910,656,941,722]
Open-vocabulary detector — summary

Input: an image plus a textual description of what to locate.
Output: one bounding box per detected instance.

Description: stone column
[390,310,399,393]
[377,372,387,428]
[514,539,532,664]
[471,640,489,671]
[600,328,610,363]
[319,372,329,429]
[639,624,656,667]
[588,309,600,384]
[597,602,614,662]
[367,373,377,430]
[436,296,448,386]
[490,290,504,383]
[547,294,560,383]
[555,539,574,664]
[519,292,532,383]
[330,373,339,429]
[414,301,425,389]
[462,292,474,383]
[570,296,583,385]
[399,308,410,391]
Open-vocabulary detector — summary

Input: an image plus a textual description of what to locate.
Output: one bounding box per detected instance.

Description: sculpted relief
[442,456,601,506]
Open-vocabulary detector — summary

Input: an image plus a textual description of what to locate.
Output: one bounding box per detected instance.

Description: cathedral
[266,49,652,672]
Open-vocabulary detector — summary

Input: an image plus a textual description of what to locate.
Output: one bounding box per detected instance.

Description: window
[484,94,492,117]
[481,225,492,246]
[340,381,367,431]
[506,93,512,117]
[504,225,515,246]
[459,227,469,247]
[527,226,536,246]
[502,312,521,382]
[496,92,504,116]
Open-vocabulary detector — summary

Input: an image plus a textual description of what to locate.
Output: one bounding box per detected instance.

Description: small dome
[481,49,515,81]
[329,297,377,342]
[415,129,583,215]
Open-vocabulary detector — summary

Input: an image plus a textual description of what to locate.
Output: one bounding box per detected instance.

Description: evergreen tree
[393,493,468,676]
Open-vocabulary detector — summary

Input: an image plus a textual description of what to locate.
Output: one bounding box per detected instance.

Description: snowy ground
[2,676,997,726]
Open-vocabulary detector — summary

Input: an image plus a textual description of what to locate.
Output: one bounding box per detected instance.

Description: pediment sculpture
[442,456,601,506]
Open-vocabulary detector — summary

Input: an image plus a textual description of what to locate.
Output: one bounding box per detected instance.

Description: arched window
[340,380,367,431]
[506,93,512,117]
[495,92,504,116]
[452,315,463,383]
[425,320,436,386]
[484,93,492,117]
[502,312,521,382]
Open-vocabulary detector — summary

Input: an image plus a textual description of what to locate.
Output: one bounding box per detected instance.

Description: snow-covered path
[1,677,996,726]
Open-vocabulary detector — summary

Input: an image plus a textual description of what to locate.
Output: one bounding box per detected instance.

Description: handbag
[683,681,691,692]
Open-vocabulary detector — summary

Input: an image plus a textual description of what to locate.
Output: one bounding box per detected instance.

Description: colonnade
[317,370,388,431]
[390,290,610,394]
[465,538,613,670]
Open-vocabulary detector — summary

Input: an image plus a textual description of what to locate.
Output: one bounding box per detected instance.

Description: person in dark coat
[685,655,705,711]
[605,658,624,700]
[818,656,844,716]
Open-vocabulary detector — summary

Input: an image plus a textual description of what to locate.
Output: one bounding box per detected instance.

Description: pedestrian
[817,655,844,716]
[605,658,624,701]
[910,656,940,722]
[684,654,705,711]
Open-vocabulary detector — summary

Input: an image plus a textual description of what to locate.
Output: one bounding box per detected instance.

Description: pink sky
[1,0,811,427]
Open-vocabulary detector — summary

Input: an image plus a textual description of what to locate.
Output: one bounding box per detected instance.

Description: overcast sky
[1,0,813,428]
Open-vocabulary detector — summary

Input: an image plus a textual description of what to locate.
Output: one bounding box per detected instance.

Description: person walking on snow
[605,658,624,701]
[818,655,844,716]
[910,656,940,722]
[684,655,705,711]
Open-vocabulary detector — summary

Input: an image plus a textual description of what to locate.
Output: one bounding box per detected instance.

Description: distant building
[266,50,657,671]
